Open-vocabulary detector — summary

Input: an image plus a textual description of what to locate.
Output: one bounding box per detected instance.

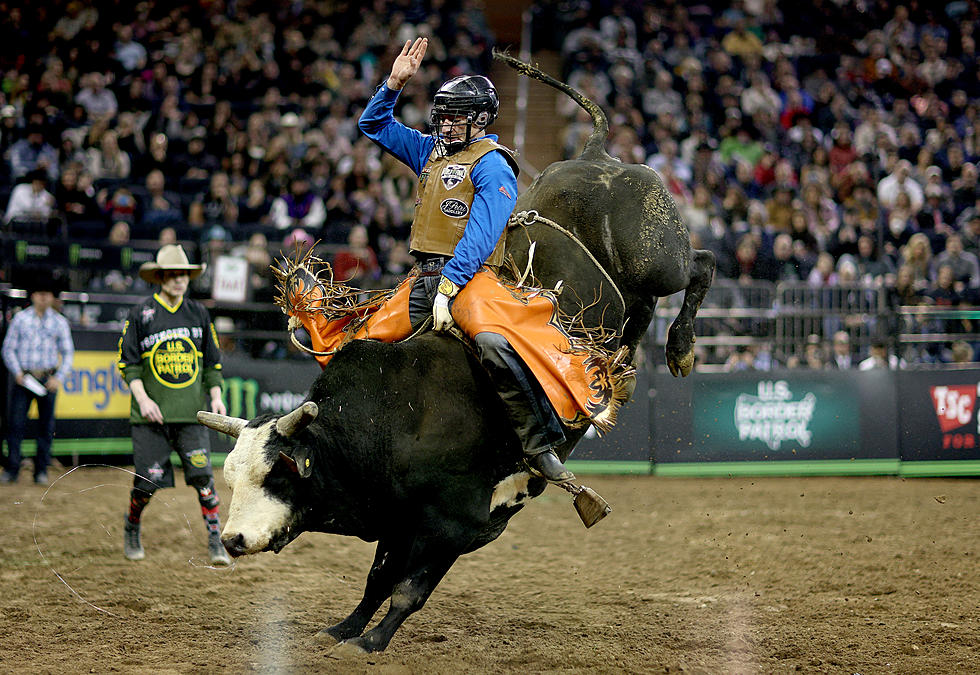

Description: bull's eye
[279,451,299,473]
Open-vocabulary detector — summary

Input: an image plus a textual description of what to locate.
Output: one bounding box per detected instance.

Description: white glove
[432,293,454,331]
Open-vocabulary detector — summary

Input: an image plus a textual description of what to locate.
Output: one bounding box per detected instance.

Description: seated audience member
[139,169,183,230]
[932,233,980,291]
[827,331,854,369]
[85,128,131,180]
[189,172,238,227]
[8,124,60,183]
[55,165,105,233]
[5,169,56,224]
[270,176,326,231]
[949,340,974,364]
[332,224,380,287]
[859,340,905,370]
[238,179,272,224]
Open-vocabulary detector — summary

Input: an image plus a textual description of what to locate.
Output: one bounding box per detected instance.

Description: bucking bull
[198,54,715,653]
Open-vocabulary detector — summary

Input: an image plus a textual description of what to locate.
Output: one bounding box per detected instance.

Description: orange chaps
[289,268,631,431]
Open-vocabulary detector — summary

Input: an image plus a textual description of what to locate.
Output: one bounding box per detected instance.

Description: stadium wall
[4,331,980,476]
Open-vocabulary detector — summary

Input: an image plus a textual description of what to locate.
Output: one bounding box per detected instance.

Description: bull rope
[507,210,626,315]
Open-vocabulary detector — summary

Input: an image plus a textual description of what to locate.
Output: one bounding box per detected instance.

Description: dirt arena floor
[1,467,977,674]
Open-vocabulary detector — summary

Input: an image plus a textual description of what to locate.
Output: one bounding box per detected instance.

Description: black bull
[198,55,714,654]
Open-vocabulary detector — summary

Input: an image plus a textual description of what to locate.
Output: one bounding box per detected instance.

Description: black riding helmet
[429,75,499,155]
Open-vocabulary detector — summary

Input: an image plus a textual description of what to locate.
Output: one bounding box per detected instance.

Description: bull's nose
[222,533,247,558]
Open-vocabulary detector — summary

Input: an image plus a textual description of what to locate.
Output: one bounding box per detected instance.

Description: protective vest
[410,138,519,268]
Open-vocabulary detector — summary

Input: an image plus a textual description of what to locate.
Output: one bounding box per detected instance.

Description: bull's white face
[221,421,295,556]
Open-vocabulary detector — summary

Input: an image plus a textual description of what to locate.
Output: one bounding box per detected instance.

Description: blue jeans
[5,380,57,478]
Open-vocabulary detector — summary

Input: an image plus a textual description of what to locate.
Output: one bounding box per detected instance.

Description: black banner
[897,367,980,462]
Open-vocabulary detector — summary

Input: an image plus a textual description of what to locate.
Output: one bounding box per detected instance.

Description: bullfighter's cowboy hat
[138,244,205,284]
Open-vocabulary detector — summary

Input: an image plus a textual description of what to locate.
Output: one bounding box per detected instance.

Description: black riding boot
[473,332,574,483]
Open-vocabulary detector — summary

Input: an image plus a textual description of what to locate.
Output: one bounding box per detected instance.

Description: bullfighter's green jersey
[117,293,223,424]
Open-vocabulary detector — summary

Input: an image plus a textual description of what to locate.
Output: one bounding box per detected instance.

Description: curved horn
[276,401,319,437]
[197,411,248,438]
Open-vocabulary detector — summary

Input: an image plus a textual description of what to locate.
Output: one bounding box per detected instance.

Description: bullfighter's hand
[387,37,427,90]
[210,395,227,416]
[45,376,61,392]
[138,398,164,424]
[432,293,454,332]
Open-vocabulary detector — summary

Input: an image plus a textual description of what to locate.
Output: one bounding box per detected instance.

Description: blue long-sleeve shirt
[358,83,518,288]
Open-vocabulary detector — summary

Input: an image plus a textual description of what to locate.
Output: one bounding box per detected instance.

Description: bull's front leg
[316,538,405,645]
[331,540,460,654]
[666,249,715,377]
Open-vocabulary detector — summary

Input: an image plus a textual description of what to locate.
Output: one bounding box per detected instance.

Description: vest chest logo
[441,164,467,189]
[440,198,469,218]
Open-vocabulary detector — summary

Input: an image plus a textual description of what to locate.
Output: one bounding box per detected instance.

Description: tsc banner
[898,368,980,462]
[652,370,899,464]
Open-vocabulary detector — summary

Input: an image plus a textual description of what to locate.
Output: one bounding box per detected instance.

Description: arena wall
[4,330,980,476]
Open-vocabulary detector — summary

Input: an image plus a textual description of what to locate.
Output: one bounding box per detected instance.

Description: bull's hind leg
[316,539,405,645]
[665,249,715,377]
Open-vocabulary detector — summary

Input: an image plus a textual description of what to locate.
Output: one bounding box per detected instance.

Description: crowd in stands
[536,0,980,366]
[1,0,978,367]
[0,0,496,299]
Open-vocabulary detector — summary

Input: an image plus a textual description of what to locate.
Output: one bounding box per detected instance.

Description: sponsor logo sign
[440,198,469,218]
[929,384,978,450]
[52,351,132,419]
[691,378,860,460]
[734,380,816,450]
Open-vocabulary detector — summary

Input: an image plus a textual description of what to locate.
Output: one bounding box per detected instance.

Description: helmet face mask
[429,75,498,155]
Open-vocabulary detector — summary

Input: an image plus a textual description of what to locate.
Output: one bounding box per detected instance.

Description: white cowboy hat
[138,244,206,284]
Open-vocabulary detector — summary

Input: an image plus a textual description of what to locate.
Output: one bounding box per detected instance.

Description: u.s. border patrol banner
[652,370,899,465]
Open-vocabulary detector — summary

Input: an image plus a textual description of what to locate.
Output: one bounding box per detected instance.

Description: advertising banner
[897,367,980,462]
[652,370,899,464]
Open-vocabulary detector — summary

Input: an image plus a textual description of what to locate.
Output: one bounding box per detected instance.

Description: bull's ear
[279,448,314,478]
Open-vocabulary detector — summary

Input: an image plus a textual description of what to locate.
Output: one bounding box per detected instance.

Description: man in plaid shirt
[1,276,74,485]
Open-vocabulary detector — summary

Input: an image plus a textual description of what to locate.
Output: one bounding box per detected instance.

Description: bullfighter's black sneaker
[527,450,575,484]
[123,518,145,561]
[208,531,231,566]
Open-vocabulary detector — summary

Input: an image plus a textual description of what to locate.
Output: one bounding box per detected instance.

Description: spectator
[827,331,854,369]
[113,24,147,73]
[85,128,131,181]
[138,169,182,230]
[117,244,230,565]
[333,224,380,287]
[877,159,924,214]
[74,72,118,122]
[55,165,104,234]
[1,275,74,485]
[238,179,272,225]
[859,340,905,370]
[8,124,59,182]
[270,176,326,231]
[4,169,56,224]
[932,233,980,291]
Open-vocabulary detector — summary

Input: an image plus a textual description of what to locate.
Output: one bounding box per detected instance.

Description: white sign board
[212,255,249,303]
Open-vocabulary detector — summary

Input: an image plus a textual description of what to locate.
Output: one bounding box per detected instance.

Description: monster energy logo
[121,247,132,269]
[15,240,26,262]
[69,244,80,266]
[223,377,259,419]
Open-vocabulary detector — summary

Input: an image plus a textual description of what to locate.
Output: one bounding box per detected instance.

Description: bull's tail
[493,50,609,161]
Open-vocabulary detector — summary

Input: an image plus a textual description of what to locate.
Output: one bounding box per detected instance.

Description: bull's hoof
[313,628,342,646]
[328,639,371,657]
[667,349,695,378]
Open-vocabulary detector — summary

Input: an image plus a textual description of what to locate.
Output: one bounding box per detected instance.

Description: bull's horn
[197,411,248,438]
[276,401,319,437]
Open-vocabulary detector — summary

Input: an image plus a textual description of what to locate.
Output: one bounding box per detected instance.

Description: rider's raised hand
[387,37,428,90]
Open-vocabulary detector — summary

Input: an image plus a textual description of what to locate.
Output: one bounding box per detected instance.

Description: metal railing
[651,279,980,369]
